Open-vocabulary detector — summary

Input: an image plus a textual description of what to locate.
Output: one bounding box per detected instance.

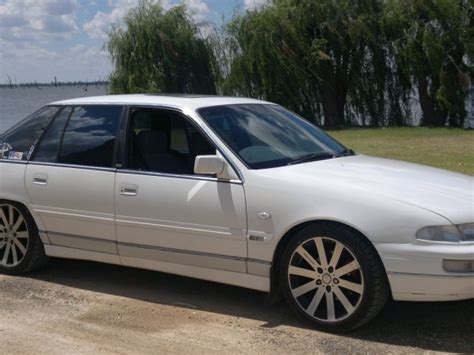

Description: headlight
[457,223,474,241]
[416,225,462,242]
[416,223,474,242]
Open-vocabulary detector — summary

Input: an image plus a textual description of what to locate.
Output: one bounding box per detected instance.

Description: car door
[25,105,123,254]
[115,107,248,273]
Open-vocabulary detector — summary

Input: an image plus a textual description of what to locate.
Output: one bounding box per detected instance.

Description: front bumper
[375,242,474,301]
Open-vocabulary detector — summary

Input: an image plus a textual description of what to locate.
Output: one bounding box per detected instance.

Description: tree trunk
[321,89,346,128]
[418,76,446,126]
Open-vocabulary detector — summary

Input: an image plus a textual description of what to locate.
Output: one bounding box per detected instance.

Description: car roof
[51,94,272,111]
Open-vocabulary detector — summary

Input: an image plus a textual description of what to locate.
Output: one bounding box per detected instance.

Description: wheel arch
[0,198,32,217]
[0,198,50,273]
[268,219,390,301]
[0,198,48,244]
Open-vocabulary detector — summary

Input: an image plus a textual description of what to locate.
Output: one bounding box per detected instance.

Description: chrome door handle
[33,173,48,186]
[120,184,138,196]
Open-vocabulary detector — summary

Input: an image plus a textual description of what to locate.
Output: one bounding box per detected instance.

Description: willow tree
[346,1,408,126]
[289,0,394,127]
[224,0,391,127]
[107,0,219,94]
[384,0,472,126]
[223,4,322,123]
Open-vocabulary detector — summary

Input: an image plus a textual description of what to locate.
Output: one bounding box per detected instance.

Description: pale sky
[0,0,268,83]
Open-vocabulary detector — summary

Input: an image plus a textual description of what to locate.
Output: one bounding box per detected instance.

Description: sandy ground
[0,258,473,355]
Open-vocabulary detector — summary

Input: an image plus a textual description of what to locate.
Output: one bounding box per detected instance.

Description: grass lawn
[328,127,474,176]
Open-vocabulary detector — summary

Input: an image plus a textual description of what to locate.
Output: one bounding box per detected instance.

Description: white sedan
[0,94,472,331]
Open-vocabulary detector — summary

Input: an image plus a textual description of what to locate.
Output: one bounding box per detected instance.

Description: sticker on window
[0,143,12,159]
[8,151,23,160]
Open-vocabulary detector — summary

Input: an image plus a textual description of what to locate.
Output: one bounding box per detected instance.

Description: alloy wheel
[287,236,364,322]
[0,204,29,267]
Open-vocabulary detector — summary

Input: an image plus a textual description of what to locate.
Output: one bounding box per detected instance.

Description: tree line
[107,0,473,127]
[1,79,108,89]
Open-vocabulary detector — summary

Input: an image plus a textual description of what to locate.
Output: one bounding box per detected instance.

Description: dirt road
[1,258,472,354]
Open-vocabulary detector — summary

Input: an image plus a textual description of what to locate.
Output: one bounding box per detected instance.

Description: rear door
[25,105,123,254]
[115,107,248,273]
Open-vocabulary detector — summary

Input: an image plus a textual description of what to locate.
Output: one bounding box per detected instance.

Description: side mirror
[194,155,225,176]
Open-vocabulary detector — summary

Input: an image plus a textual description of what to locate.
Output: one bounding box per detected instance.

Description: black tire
[280,223,389,332]
[0,201,49,275]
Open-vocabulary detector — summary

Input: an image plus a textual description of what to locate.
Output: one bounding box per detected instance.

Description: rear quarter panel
[0,161,47,233]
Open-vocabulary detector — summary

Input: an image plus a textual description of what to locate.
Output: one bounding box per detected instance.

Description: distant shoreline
[0,81,109,89]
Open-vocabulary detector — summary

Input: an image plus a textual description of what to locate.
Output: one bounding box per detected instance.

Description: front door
[115,108,248,273]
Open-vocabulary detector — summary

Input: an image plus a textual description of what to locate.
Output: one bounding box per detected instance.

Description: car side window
[128,108,216,175]
[58,105,122,168]
[33,106,73,163]
[0,106,60,161]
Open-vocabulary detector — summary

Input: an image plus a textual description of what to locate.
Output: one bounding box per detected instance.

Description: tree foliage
[224,0,472,127]
[107,0,219,94]
[107,0,473,127]
[384,0,472,127]
[223,4,320,122]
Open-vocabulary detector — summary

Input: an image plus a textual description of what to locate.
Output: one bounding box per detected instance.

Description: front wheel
[280,224,389,332]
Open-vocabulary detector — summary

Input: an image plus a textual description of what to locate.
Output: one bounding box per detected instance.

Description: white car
[0,95,472,331]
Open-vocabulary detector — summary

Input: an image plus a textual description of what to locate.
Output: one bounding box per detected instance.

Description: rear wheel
[0,201,48,274]
[280,224,389,332]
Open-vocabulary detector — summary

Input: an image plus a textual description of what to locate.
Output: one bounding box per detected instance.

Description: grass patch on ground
[329,127,474,176]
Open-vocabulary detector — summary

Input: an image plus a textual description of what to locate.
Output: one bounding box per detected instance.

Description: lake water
[1,85,472,132]
[0,85,108,133]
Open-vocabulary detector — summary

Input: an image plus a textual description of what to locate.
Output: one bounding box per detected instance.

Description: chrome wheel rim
[287,236,364,323]
[0,205,29,267]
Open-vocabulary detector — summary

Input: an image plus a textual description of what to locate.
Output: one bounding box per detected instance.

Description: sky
[0,0,267,84]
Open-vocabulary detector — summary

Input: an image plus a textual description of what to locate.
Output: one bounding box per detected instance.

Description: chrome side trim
[117,241,272,275]
[117,241,247,261]
[0,160,28,165]
[34,206,115,224]
[116,216,245,239]
[247,258,271,265]
[44,244,122,266]
[39,230,272,273]
[27,161,116,172]
[117,242,272,275]
[42,230,117,254]
[387,271,474,278]
[117,169,242,185]
[118,243,246,273]
[23,162,241,184]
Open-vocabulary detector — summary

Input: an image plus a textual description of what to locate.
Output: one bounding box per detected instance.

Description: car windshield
[198,104,350,169]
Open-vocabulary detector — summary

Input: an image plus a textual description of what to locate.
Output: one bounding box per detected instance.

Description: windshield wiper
[287,153,336,165]
[335,148,355,157]
[287,149,355,166]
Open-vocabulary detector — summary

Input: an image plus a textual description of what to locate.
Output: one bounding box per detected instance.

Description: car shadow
[25,258,473,353]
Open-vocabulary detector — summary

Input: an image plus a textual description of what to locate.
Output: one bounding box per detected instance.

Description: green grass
[328,127,474,176]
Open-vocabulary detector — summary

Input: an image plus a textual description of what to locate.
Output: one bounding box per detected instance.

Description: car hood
[272,155,473,224]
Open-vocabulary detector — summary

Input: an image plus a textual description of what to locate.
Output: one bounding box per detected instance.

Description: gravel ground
[1,258,473,354]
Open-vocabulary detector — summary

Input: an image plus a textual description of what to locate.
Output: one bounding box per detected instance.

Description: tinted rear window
[33,107,73,163]
[58,106,122,168]
[0,106,60,161]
